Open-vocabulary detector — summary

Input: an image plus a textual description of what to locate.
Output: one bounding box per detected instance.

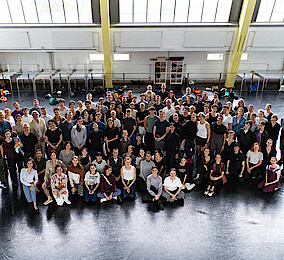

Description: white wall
[0,26,283,80]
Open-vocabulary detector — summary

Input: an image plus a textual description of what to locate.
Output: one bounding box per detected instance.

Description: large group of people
[0,83,283,213]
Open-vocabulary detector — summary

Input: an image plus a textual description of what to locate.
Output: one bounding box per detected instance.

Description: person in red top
[97,165,121,203]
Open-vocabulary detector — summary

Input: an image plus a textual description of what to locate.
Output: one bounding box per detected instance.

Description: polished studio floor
[0,89,284,259]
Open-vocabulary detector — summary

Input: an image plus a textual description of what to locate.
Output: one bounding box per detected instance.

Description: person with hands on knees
[121,156,136,200]
[97,165,121,203]
[50,165,71,206]
[20,158,39,213]
[162,168,185,206]
[84,164,100,203]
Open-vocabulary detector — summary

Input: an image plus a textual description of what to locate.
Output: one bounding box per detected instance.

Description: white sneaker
[186,183,196,191]
[204,190,209,195]
[100,198,107,203]
[113,196,117,200]
[208,191,214,197]
[65,200,71,205]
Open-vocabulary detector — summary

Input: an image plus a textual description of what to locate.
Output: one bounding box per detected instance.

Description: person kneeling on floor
[204,154,225,197]
[257,157,281,193]
[162,168,185,205]
[50,165,71,206]
[97,165,122,203]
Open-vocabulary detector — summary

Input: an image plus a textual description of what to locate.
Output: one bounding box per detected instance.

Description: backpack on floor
[49,96,58,105]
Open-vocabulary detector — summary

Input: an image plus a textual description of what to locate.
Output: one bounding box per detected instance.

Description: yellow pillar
[100,0,112,88]
[225,0,257,88]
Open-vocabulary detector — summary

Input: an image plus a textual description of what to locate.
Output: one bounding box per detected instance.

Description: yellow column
[225,0,257,88]
[100,0,112,88]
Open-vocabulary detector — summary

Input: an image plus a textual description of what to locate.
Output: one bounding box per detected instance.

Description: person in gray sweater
[138,151,155,191]
[71,117,87,156]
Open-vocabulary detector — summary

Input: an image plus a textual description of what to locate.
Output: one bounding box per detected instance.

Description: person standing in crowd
[4,108,15,127]
[97,165,121,203]
[136,103,149,137]
[104,118,119,155]
[88,122,104,160]
[29,111,47,155]
[144,107,158,153]
[40,107,53,126]
[50,165,71,206]
[163,99,175,121]
[59,142,75,167]
[122,108,136,141]
[162,168,185,205]
[121,156,136,200]
[45,120,63,158]
[0,110,12,140]
[119,130,131,155]
[92,152,107,174]
[60,111,75,143]
[21,107,33,125]
[68,156,85,197]
[210,115,227,156]
[153,110,170,151]
[58,98,69,117]
[232,108,246,139]
[107,148,123,188]
[196,112,211,157]
[264,104,273,121]
[265,114,280,149]
[84,164,100,203]
[33,149,47,190]
[139,151,155,191]
[20,158,39,213]
[52,108,65,126]
[13,114,24,135]
[261,139,276,179]
[239,121,255,155]
[19,124,38,161]
[42,151,67,205]
[11,102,24,119]
[222,105,233,131]
[165,123,180,169]
[255,122,269,151]
[29,99,41,116]
[71,117,87,155]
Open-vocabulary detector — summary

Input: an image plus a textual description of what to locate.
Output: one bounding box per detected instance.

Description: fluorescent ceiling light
[241,53,248,60]
[207,53,223,61]
[90,54,104,61]
[114,54,130,61]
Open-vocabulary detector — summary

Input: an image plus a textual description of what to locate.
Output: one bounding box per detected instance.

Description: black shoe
[177,199,184,206]
[158,201,164,210]
[117,195,123,205]
[34,208,40,214]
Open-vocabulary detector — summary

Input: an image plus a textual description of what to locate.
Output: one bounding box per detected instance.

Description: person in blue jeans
[84,164,100,203]
[121,156,136,200]
[20,158,39,213]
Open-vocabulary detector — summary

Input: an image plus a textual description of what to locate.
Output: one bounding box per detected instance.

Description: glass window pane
[120,0,133,23]
[22,0,38,23]
[215,0,233,22]
[188,0,203,22]
[134,0,146,23]
[147,0,161,23]
[270,0,284,22]
[201,0,218,22]
[174,0,189,22]
[36,0,52,23]
[256,0,275,22]
[0,0,12,23]
[63,0,79,23]
[7,0,25,23]
[161,0,175,22]
[78,0,92,23]
[50,0,65,23]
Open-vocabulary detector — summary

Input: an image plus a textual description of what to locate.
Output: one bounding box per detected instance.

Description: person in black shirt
[121,96,129,114]
[153,110,170,151]
[107,148,123,189]
[265,114,280,149]
[175,157,195,191]
[20,123,38,161]
[83,101,95,118]
[179,106,191,124]
[133,134,145,157]
[165,123,180,168]
[159,83,169,102]
[104,118,119,155]
[182,113,197,158]
[210,115,227,156]
[122,109,137,141]
[153,95,165,112]
[172,114,183,140]
[88,122,104,160]
[45,120,63,158]
[194,94,204,114]
[136,103,149,137]
[226,143,245,182]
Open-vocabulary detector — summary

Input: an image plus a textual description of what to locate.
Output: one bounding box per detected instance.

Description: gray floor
[0,89,284,260]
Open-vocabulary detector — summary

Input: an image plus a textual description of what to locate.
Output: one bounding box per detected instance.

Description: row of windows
[0,0,282,25]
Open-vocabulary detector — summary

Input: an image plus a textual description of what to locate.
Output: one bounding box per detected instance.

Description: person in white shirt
[222,105,233,130]
[85,93,96,109]
[84,164,100,203]
[40,107,53,126]
[163,99,175,121]
[162,168,185,204]
[20,158,39,213]
[4,108,15,127]
[58,98,69,117]
[21,107,33,125]
[121,156,136,200]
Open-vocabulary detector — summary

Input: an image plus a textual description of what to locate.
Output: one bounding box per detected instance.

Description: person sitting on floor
[97,165,121,203]
[257,157,281,193]
[162,168,185,205]
[68,156,85,197]
[50,165,71,206]
[121,156,136,200]
[84,164,100,203]
[204,154,225,197]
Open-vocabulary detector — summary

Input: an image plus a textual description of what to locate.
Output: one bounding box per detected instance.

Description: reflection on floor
[0,90,284,259]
